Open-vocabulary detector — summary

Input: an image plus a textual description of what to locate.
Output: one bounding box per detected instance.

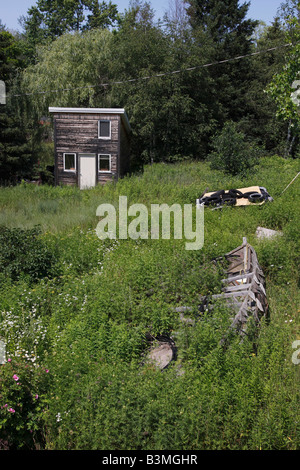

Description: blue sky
[1,0,284,32]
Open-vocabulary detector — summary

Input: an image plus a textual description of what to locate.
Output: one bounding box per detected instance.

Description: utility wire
[12,41,296,98]
[281,171,300,194]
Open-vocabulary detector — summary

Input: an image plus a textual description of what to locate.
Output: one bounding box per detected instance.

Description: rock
[148,342,174,370]
[255,226,283,240]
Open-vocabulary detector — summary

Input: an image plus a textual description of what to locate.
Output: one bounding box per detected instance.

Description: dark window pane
[65,154,75,170]
[99,155,110,171]
[99,120,110,137]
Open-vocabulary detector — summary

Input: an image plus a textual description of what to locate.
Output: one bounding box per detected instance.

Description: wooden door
[79,154,96,189]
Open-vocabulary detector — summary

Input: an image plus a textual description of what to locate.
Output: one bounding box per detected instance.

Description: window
[98,120,111,139]
[63,153,76,172]
[98,154,111,172]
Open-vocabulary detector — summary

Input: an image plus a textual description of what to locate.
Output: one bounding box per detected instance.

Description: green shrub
[208,121,263,175]
[0,357,50,449]
[0,226,56,283]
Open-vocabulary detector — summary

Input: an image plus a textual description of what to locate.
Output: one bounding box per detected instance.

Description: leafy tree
[208,120,261,175]
[163,0,190,38]
[20,28,114,114]
[18,7,47,63]
[108,1,172,164]
[24,0,86,39]
[185,0,258,124]
[85,0,119,29]
[21,0,119,42]
[108,1,219,165]
[186,0,255,40]
[0,29,35,183]
[0,107,34,183]
[0,30,24,82]
[277,0,300,32]
[240,18,288,154]
[17,0,295,172]
[266,4,300,156]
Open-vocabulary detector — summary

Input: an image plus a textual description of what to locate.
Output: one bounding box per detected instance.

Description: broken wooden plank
[223,283,252,292]
[222,272,254,283]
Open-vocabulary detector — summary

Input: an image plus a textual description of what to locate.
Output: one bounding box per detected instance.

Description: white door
[79,154,96,189]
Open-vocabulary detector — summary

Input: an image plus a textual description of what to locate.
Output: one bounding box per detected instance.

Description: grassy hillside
[0,155,299,450]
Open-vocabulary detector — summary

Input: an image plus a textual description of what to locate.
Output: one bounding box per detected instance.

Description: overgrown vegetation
[1,0,300,179]
[208,121,263,175]
[0,0,299,452]
[0,226,56,283]
[0,156,299,450]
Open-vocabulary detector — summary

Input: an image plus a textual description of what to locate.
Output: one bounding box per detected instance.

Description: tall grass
[0,155,299,450]
[1,156,298,230]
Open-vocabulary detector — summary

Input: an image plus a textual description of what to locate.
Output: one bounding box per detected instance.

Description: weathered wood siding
[119,118,131,178]
[53,112,129,186]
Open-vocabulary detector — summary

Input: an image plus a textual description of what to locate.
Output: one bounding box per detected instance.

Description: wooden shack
[48,107,131,189]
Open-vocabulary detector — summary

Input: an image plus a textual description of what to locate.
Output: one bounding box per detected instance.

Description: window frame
[63,152,77,172]
[98,120,111,140]
[98,153,112,173]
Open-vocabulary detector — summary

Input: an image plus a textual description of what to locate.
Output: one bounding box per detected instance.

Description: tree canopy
[21,0,119,40]
[0,0,299,179]
[0,29,36,182]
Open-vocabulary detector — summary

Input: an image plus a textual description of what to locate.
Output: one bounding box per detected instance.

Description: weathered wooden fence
[176,237,268,340]
[210,237,268,339]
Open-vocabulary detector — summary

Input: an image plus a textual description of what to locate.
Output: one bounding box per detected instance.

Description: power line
[281,171,300,194]
[12,42,295,98]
